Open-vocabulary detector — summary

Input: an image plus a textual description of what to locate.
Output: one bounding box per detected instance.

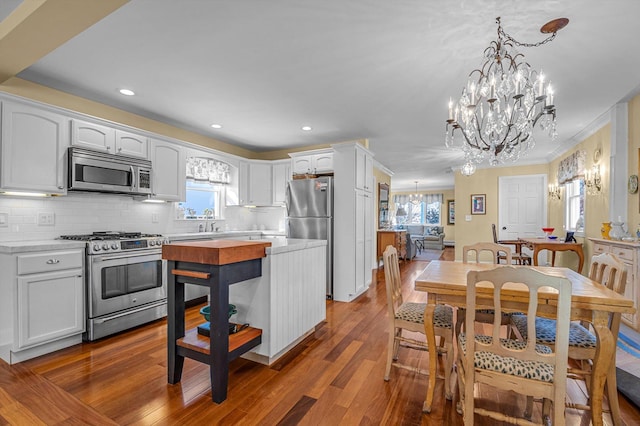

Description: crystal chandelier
[445,17,568,167]
[460,162,476,176]
[409,181,421,205]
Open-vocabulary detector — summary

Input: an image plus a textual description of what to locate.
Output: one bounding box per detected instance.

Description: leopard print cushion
[510,314,596,349]
[458,332,555,382]
[396,302,453,329]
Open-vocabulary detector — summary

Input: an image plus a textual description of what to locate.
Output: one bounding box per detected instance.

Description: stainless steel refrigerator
[286,176,333,298]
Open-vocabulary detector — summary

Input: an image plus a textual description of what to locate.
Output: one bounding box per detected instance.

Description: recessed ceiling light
[301,126,312,131]
[210,124,223,129]
[119,89,135,96]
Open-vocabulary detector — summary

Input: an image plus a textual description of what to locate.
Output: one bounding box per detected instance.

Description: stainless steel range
[59,231,169,341]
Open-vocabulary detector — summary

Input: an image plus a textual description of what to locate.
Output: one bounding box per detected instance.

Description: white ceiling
[10,0,640,191]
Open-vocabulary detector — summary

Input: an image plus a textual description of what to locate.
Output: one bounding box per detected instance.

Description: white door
[498,175,547,261]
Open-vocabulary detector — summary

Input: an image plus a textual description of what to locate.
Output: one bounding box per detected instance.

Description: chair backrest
[589,252,627,295]
[589,252,627,334]
[491,224,499,243]
[383,245,403,317]
[466,267,571,395]
[462,242,512,264]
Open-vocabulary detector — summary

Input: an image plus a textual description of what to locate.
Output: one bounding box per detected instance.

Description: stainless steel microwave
[68,147,153,195]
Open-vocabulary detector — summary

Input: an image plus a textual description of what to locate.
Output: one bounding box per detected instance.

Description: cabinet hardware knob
[58,186,63,189]
[106,146,111,150]
[46,259,60,264]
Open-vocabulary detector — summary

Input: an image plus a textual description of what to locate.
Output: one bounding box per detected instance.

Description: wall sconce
[585,164,602,195]
[548,183,561,201]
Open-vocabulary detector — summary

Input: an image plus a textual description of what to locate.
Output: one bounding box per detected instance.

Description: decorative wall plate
[628,175,638,194]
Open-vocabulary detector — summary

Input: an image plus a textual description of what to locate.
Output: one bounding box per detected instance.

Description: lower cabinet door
[17,269,84,349]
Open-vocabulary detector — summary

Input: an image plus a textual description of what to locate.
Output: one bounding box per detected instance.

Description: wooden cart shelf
[177,326,262,356]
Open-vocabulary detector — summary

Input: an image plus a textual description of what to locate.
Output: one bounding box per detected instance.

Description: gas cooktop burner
[59,231,162,241]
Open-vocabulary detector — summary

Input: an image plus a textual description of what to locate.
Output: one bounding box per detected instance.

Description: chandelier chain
[496,16,557,48]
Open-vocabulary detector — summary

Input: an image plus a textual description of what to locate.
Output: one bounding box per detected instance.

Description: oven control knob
[149,240,155,246]
[102,243,110,251]
[93,244,101,252]
[156,239,163,246]
[111,243,118,250]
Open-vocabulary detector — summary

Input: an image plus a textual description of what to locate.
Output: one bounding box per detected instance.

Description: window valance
[557,150,586,184]
[393,193,443,204]
[186,157,231,184]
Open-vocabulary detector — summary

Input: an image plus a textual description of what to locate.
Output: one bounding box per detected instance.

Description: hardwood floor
[1,247,639,425]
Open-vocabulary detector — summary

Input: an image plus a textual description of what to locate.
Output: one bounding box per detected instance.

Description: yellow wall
[453,163,548,260]
[628,94,640,234]
[547,124,611,270]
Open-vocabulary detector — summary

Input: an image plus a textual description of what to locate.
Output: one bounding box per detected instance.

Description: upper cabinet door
[313,153,333,173]
[1,101,69,194]
[115,129,148,159]
[71,118,114,153]
[292,156,313,175]
[272,161,291,205]
[150,139,185,201]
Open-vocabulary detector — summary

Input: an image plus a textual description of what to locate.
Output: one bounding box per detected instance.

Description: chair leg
[443,338,454,400]
[524,396,534,420]
[384,328,396,381]
[606,364,622,425]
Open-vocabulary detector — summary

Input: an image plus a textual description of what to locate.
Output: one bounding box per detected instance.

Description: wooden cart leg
[167,261,185,384]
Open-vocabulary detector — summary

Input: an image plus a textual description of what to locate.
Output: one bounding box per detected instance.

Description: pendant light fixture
[409,181,421,205]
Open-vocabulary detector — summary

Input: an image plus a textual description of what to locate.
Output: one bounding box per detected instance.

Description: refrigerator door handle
[285,181,291,215]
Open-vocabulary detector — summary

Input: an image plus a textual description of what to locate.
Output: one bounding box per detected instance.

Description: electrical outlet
[37,212,55,226]
[0,213,7,227]
[465,215,472,221]
[152,213,159,223]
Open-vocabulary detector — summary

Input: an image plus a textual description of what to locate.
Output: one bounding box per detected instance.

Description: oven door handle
[94,300,167,323]
[130,165,136,191]
[92,252,162,262]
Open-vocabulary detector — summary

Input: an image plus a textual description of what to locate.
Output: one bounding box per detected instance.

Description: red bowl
[542,227,555,233]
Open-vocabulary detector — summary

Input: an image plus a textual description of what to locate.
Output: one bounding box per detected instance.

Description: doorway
[498,174,547,263]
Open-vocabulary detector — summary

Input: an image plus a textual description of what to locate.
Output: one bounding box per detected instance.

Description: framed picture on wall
[471,194,486,215]
[447,199,455,224]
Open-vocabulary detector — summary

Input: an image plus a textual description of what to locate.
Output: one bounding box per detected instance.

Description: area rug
[414,249,443,261]
[617,368,640,409]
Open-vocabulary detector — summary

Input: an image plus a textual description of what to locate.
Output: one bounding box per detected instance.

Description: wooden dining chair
[492,223,532,265]
[460,242,513,335]
[510,252,627,424]
[457,266,571,425]
[382,245,454,400]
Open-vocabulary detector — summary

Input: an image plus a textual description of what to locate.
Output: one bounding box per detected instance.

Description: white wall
[0,192,285,242]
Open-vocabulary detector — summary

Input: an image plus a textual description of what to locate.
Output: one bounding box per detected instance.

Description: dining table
[415,260,635,426]
[519,237,585,273]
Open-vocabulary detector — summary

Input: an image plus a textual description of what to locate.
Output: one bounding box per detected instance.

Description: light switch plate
[465,215,472,221]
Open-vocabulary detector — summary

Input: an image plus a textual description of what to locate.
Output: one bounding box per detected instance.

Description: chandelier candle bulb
[448,98,453,120]
[538,71,545,98]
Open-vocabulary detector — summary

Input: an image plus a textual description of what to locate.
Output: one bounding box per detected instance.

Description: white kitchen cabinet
[590,238,638,329]
[71,118,148,158]
[332,142,375,302]
[1,100,69,195]
[115,129,148,158]
[272,160,291,205]
[0,248,85,362]
[355,146,373,193]
[150,138,186,201]
[239,161,272,205]
[290,149,333,175]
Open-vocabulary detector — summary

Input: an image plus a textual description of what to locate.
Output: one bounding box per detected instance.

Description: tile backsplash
[0,192,285,242]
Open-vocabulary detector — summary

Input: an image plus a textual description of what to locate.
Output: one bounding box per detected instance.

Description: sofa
[405,225,445,251]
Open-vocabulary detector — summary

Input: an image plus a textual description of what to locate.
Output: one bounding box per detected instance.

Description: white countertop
[0,240,87,254]
[263,238,326,255]
[166,230,285,241]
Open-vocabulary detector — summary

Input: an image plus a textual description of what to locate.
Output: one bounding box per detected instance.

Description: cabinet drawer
[592,243,609,255]
[611,246,634,262]
[18,250,83,275]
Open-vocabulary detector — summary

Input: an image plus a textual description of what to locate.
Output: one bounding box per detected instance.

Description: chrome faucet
[198,223,204,232]
[209,221,217,232]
